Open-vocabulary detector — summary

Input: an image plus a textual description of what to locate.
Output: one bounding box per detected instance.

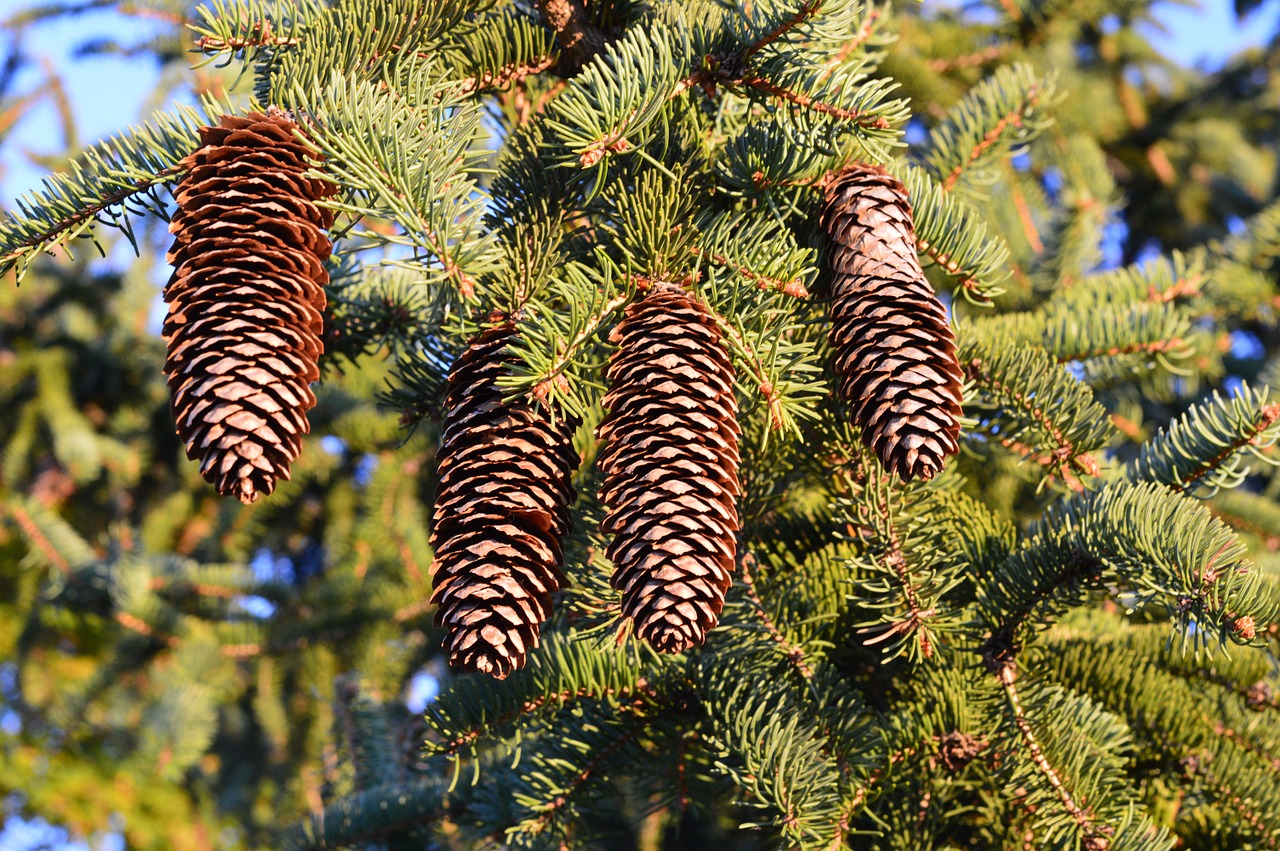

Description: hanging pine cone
[430,325,580,679]
[598,283,741,653]
[163,110,336,503]
[821,163,964,481]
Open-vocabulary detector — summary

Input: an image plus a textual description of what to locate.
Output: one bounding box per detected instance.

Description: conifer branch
[193,20,301,53]
[1053,336,1187,364]
[918,63,1056,195]
[894,163,1012,303]
[1006,165,1045,254]
[706,308,787,432]
[941,101,1036,191]
[535,292,628,385]
[525,722,643,829]
[1194,773,1278,847]
[996,668,1108,847]
[690,246,809,298]
[739,73,892,129]
[854,490,935,659]
[1206,716,1280,771]
[820,5,884,75]
[280,780,449,851]
[739,551,815,679]
[448,55,559,97]
[963,356,1101,479]
[741,0,823,62]
[6,502,73,573]
[1126,384,1280,496]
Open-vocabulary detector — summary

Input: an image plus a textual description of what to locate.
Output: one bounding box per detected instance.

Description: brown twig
[448,56,560,98]
[706,307,787,431]
[0,164,184,274]
[740,74,891,129]
[965,359,1097,479]
[739,551,815,679]
[1054,336,1187,364]
[193,19,300,53]
[859,484,935,658]
[1006,164,1044,255]
[996,664,1110,846]
[914,236,994,303]
[925,44,1008,74]
[690,246,809,298]
[1171,404,1280,494]
[941,82,1045,191]
[5,502,73,572]
[530,724,643,830]
[742,0,823,61]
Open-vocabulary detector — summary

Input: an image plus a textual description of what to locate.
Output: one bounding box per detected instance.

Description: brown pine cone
[430,325,579,679]
[821,163,964,481]
[597,283,741,653]
[163,110,336,503]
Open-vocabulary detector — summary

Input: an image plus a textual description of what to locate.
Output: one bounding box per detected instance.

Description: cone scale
[163,110,336,503]
[821,163,964,481]
[598,283,742,653]
[430,325,579,679]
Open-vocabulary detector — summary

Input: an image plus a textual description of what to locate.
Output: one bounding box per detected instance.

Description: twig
[925,44,1007,74]
[739,551,815,679]
[996,664,1109,847]
[690,246,808,298]
[740,74,890,129]
[448,56,559,98]
[860,484,934,658]
[706,307,787,431]
[742,0,823,62]
[0,165,184,274]
[941,82,1045,191]
[1172,404,1280,494]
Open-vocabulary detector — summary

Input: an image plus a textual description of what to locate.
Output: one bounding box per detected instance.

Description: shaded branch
[536,0,606,73]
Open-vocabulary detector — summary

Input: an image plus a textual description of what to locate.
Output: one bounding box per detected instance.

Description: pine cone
[430,325,579,679]
[598,283,741,653]
[821,163,964,481]
[163,110,336,503]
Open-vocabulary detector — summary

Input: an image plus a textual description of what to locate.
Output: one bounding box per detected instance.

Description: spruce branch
[735,72,892,129]
[960,338,1111,482]
[916,62,1056,195]
[981,482,1272,651]
[739,550,815,680]
[850,486,938,661]
[739,0,823,63]
[448,54,559,98]
[894,163,1013,303]
[691,245,809,298]
[0,97,234,281]
[925,44,1009,73]
[293,65,497,300]
[1126,384,1280,497]
[279,780,449,851]
[514,718,645,836]
[422,635,647,762]
[995,668,1111,849]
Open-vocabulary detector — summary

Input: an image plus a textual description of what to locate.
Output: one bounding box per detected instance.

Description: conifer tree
[2,0,1280,849]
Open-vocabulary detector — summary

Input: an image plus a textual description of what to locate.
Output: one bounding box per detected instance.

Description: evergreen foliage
[2,0,1280,848]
